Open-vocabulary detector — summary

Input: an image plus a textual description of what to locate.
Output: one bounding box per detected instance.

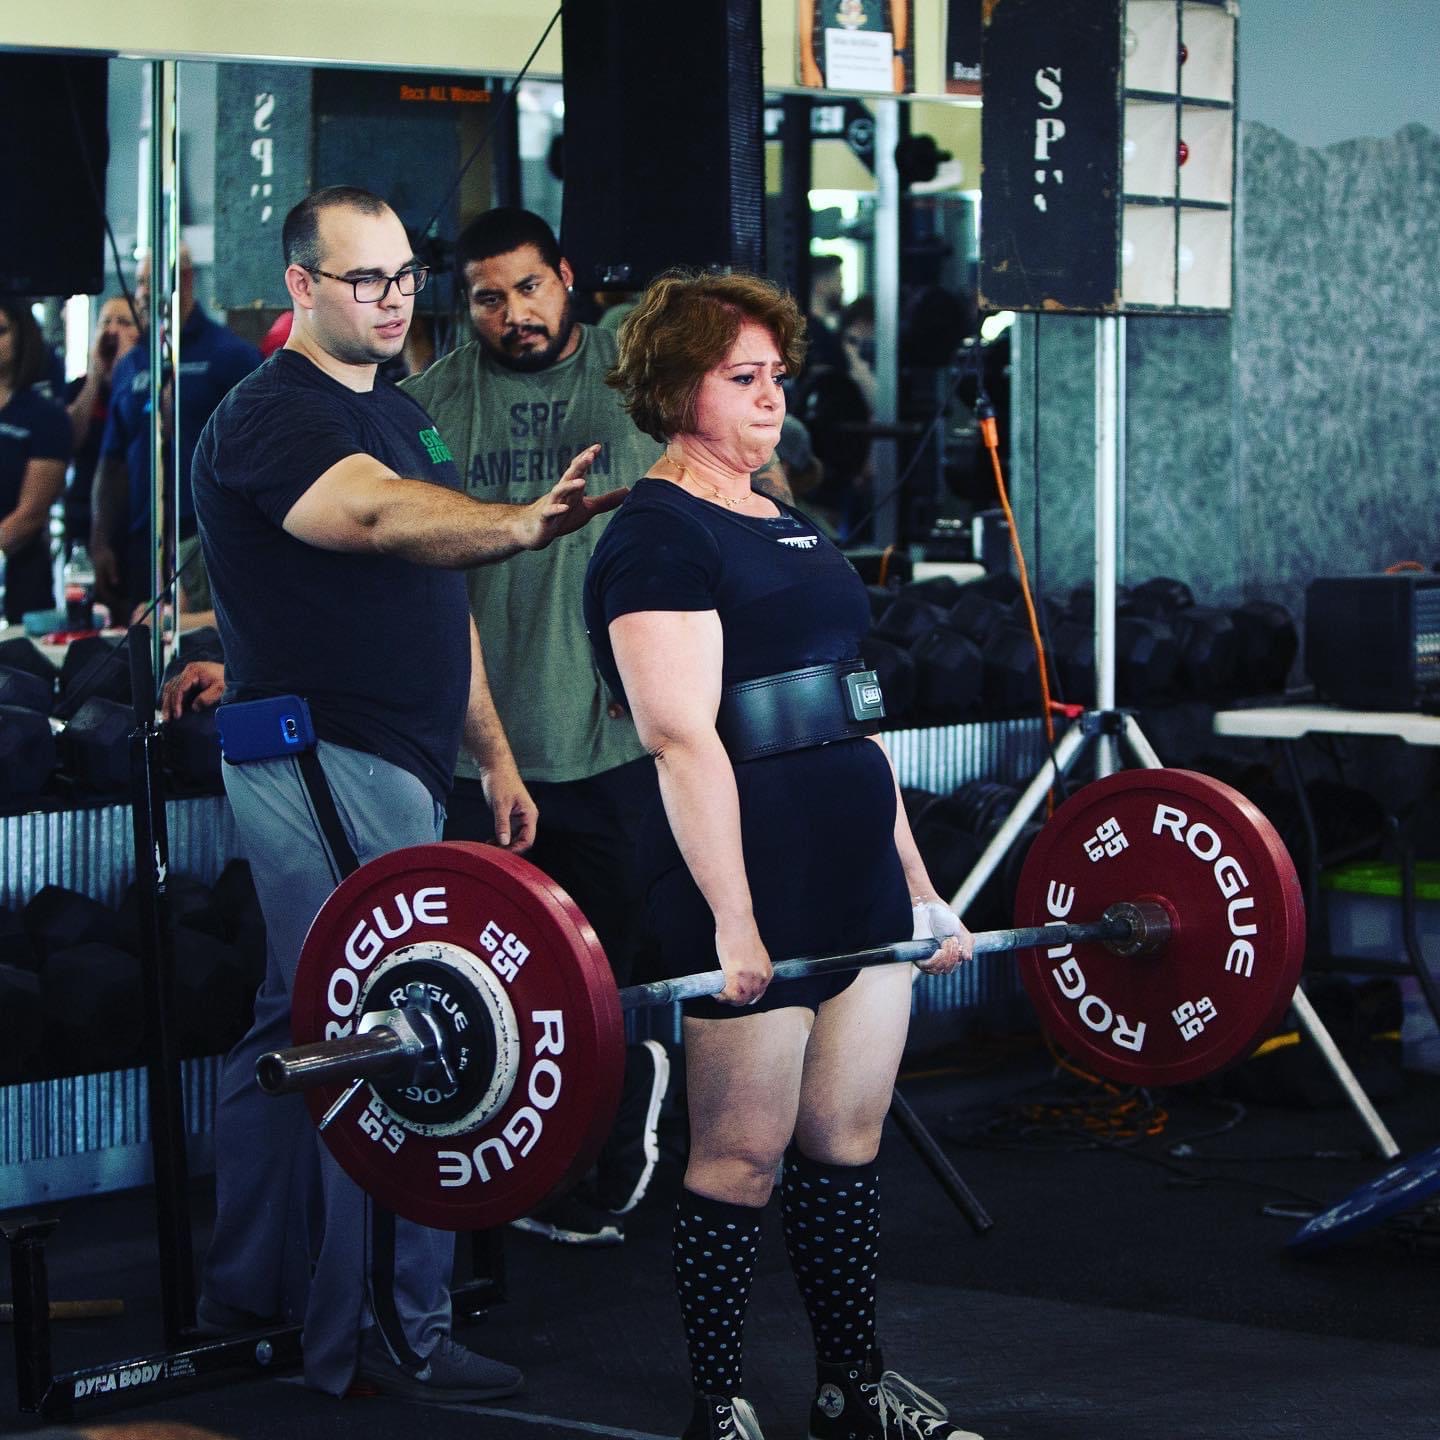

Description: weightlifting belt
[716,661,886,763]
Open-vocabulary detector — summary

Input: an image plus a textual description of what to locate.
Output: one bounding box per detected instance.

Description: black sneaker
[508,1190,624,1246]
[810,1352,983,1440]
[595,1038,671,1214]
[355,1330,522,1404]
[683,1393,765,1440]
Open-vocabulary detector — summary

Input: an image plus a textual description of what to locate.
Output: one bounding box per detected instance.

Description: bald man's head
[134,246,196,327]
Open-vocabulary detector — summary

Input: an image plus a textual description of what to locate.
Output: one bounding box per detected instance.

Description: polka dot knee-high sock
[673,1187,765,1395]
[779,1149,881,1364]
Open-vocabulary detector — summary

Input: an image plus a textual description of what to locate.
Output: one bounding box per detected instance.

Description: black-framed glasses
[307,265,430,304]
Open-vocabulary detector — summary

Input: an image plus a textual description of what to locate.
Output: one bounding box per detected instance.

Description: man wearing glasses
[188,186,622,1404]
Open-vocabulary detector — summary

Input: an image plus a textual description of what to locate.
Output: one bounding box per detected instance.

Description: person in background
[0,298,71,623]
[804,253,848,373]
[839,294,878,411]
[63,294,140,551]
[91,246,261,619]
[400,208,670,1248]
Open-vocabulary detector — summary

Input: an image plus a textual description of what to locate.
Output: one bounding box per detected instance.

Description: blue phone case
[216,695,317,763]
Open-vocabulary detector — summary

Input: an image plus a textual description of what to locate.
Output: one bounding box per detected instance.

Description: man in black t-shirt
[187,185,621,1404]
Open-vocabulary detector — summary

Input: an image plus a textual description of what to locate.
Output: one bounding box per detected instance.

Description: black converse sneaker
[683,1393,766,1440]
[809,1352,983,1440]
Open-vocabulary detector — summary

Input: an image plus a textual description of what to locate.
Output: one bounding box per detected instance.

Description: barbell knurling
[259,911,1144,1094]
[619,917,1135,1009]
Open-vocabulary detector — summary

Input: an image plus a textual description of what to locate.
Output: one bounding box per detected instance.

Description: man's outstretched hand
[519,443,627,550]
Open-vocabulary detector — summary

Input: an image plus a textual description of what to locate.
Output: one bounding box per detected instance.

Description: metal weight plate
[1012,769,1306,1087]
[292,842,625,1230]
[361,944,518,1137]
[1289,1144,1440,1254]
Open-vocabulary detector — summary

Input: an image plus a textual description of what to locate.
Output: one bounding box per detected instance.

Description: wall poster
[796,0,915,95]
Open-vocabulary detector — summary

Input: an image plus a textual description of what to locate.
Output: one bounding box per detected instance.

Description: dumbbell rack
[945,316,1400,1161]
[2,627,504,1420]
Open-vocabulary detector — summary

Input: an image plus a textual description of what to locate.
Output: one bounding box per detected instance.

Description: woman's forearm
[870,735,941,899]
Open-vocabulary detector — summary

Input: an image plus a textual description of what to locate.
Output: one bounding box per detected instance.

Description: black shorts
[642,741,911,1022]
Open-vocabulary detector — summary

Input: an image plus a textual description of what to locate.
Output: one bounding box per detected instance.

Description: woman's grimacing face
[686,319,787,469]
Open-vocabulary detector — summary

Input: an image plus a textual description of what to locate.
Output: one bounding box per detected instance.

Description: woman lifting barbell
[583,272,982,1440]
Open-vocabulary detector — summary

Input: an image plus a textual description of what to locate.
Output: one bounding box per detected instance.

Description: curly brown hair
[607,271,807,442]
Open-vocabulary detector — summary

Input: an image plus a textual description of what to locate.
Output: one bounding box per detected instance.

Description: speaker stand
[943,316,1399,1161]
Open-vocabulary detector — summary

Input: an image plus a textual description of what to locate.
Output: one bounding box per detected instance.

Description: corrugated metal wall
[0,796,240,907]
[1,797,239,1201]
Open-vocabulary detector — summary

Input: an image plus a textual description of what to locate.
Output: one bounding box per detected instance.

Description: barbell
[259,768,1306,1231]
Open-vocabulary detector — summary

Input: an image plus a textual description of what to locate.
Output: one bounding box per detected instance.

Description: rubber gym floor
[3,1040,1438,1440]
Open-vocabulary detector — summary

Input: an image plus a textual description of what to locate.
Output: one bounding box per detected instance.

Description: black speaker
[980,0,1236,313]
[0,55,109,296]
[559,0,764,292]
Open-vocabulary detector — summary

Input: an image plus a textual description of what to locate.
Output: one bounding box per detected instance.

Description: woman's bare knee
[686,1145,786,1206]
[791,1114,885,1168]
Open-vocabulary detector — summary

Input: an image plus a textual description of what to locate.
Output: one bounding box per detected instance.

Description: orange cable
[877,544,897,588]
[979,414,1056,809]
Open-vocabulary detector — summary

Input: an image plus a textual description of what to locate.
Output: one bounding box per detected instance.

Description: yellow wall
[4,0,963,96]
[0,0,562,72]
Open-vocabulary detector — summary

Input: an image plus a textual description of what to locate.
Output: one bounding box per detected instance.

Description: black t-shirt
[583,476,908,1001]
[193,350,470,801]
[584,477,871,698]
[0,386,71,621]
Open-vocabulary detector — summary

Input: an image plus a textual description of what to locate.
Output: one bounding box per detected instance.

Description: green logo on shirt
[418,426,453,464]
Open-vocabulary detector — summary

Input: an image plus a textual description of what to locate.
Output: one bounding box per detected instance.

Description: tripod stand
[942,315,1400,1161]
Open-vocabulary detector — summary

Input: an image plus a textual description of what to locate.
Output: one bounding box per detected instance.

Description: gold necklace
[667,452,753,510]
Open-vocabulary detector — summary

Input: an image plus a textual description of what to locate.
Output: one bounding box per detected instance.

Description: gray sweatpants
[201,741,454,1395]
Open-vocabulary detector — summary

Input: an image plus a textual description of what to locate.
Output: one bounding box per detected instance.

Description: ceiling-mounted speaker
[0,55,109,296]
[559,0,765,292]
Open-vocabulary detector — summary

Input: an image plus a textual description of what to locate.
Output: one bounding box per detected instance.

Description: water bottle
[63,544,95,630]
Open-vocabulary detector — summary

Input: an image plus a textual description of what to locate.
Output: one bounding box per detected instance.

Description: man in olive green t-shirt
[401,210,666,1247]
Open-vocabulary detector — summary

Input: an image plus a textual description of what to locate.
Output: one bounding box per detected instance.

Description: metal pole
[1120,712,1165,771]
[887,1089,995,1236]
[1093,316,1121,777]
[163,61,181,691]
[129,625,197,1342]
[145,59,180,696]
[947,721,1091,916]
[1116,313,1127,587]
[146,60,168,696]
[1289,987,1400,1160]
[871,98,901,548]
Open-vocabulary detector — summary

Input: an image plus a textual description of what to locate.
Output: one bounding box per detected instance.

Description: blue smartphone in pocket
[217,695,317,763]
